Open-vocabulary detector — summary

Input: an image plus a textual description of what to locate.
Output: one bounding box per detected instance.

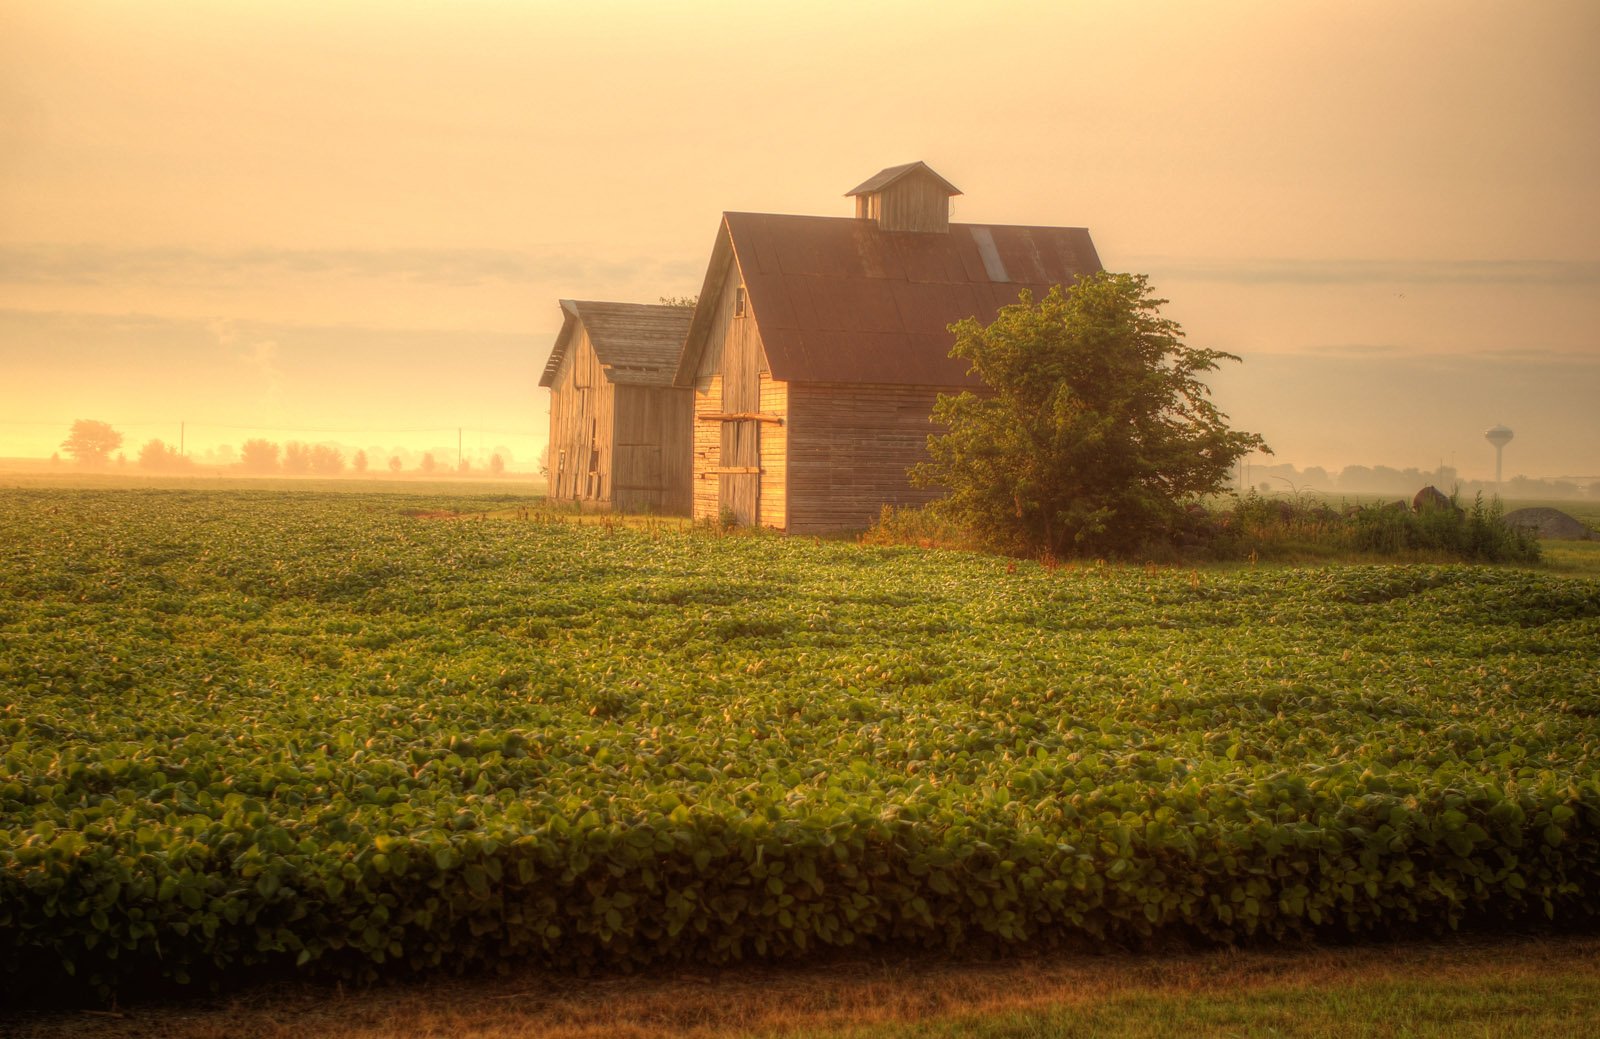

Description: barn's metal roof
[845,161,962,198]
[539,300,694,388]
[676,213,1102,388]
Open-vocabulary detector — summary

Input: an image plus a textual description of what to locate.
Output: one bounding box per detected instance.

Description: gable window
[734,286,746,317]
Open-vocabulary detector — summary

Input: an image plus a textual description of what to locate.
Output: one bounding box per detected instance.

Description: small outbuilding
[672,161,1103,533]
[540,299,694,514]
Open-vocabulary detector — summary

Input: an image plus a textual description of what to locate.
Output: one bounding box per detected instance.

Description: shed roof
[675,213,1102,387]
[539,300,694,388]
[846,161,962,198]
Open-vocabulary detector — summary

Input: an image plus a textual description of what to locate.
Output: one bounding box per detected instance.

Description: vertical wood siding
[546,327,614,505]
[612,384,694,515]
[785,381,947,533]
[691,259,786,528]
[873,172,951,233]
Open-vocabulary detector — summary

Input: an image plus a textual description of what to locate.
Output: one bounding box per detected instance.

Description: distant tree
[1337,465,1375,490]
[658,295,699,308]
[911,275,1268,557]
[489,453,505,475]
[49,452,61,467]
[60,419,123,467]
[137,438,185,471]
[240,439,280,474]
[114,452,127,468]
[388,455,402,474]
[420,452,437,474]
[309,444,345,475]
[282,441,312,475]
[458,456,472,475]
[353,449,369,474]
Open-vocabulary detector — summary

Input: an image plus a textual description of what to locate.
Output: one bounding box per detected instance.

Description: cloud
[0,245,703,290]
[1128,257,1600,287]
[210,318,284,408]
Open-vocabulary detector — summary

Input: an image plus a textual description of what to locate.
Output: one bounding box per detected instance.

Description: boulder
[1503,507,1596,540]
[1412,486,1459,514]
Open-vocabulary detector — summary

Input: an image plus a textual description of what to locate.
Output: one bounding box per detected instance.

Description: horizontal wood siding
[758,375,787,529]
[547,327,613,505]
[692,375,722,523]
[612,384,693,515]
[785,382,946,533]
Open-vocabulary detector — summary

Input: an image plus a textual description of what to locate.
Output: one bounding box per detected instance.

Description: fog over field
[2,1,1596,482]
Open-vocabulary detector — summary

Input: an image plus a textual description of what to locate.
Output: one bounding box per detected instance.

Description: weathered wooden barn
[672,162,1103,533]
[540,299,694,514]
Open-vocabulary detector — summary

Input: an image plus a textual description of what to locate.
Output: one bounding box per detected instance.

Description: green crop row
[1,489,1597,999]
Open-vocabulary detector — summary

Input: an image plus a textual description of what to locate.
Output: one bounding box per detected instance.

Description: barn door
[719,419,759,525]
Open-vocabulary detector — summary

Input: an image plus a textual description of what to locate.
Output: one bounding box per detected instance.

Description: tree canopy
[911,273,1268,557]
[60,420,123,466]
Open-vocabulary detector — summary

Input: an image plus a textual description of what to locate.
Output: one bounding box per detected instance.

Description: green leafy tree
[60,419,123,467]
[282,441,312,475]
[136,438,186,471]
[239,439,280,474]
[309,444,344,475]
[911,274,1268,556]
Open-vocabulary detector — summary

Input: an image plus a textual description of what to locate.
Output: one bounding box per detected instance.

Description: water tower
[1484,424,1514,486]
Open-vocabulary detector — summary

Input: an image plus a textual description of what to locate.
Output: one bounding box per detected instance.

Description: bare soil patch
[6,935,1597,1039]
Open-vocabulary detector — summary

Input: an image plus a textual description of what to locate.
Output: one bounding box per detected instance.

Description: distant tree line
[1242,460,1597,501]
[56,421,510,477]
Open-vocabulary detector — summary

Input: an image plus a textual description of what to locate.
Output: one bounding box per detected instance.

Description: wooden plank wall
[876,173,950,233]
[691,374,722,523]
[692,258,786,528]
[785,381,947,533]
[546,328,614,505]
[720,287,761,526]
[612,384,694,515]
[758,374,787,529]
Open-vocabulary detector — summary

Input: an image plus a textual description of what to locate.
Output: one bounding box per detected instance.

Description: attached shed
[672,162,1103,533]
[540,300,694,514]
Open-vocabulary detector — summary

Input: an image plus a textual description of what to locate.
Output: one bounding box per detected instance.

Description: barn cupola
[846,161,962,233]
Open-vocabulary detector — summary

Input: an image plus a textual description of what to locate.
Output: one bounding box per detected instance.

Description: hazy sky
[3,0,1596,479]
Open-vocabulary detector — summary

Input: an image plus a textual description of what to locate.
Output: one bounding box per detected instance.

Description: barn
[672,162,1103,533]
[539,299,694,514]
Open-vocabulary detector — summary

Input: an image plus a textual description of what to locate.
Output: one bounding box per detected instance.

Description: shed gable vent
[845,161,962,233]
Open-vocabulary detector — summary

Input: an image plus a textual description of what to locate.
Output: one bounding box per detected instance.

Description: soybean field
[2,488,1598,1000]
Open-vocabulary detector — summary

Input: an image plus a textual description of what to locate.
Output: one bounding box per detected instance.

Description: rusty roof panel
[890,280,978,336]
[783,274,821,333]
[740,222,782,278]
[718,212,1101,386]
[851,224,903,281]
[895,232,961,284]
[742,271,796,330]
